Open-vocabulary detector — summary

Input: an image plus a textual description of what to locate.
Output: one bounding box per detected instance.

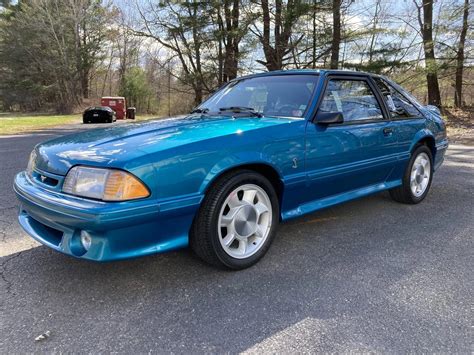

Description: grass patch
[0,113,80,135]
[0,112,161,135]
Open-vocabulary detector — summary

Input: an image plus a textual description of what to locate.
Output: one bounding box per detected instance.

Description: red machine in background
[101,96,126,120]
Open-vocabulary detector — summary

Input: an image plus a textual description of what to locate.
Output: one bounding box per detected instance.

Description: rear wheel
[190,170,279,269]
[390,145,433,204]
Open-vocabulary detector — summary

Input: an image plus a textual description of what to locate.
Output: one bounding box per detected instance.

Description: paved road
[0,125,472,353]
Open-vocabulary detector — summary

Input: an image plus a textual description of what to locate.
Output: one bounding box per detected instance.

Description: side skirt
[281,180,402,221]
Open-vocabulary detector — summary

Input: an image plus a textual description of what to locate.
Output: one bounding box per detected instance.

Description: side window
[374,78,421,118]
[319,79,384,122]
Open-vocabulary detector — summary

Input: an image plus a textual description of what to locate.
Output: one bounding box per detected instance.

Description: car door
[303,75,398,203]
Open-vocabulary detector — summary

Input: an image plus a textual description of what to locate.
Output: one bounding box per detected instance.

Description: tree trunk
[229,0,239,80]
[421,0,441,107]
[218,31,224,85]
[192,5,203,105]
[274,0,283,69]
[216,0,240,83]
[454,0,469,108]
[194,82,203,106]
[81,72,89,99]
[259,0,302,71]
[312,7,317,69]
[216,2,224,85]
[260,0,276,70]
[330,0,341,69]
[368,0,381,65]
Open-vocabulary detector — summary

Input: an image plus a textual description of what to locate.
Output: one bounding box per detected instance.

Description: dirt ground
[444,107,474,145]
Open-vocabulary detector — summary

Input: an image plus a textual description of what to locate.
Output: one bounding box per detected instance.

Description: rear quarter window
[374,78,423,119]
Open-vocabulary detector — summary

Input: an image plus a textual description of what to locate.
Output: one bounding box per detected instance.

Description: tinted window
[319,79,383,122]
[374,78,421,118]
[199,75,319,118]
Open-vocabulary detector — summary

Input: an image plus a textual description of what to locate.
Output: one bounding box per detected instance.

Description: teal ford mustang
[14,70,448,269]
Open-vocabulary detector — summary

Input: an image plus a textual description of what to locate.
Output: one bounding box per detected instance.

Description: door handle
[383,127,393,136]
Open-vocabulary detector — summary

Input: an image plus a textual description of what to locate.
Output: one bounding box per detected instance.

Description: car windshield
[198,75,319,118]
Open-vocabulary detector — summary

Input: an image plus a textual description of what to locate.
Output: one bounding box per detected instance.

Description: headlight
[63,166,150,201]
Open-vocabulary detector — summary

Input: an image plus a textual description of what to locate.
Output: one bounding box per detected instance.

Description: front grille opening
[33,172,59,187]
[28,216,63,246]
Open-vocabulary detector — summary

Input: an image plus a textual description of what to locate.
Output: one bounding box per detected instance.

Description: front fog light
[80,231,92,251]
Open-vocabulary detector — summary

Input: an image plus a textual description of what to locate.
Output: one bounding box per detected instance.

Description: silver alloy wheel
[218,184,272,259]
[410,152,431,197]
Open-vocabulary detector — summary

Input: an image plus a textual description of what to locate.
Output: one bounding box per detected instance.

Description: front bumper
[14,171,201,261]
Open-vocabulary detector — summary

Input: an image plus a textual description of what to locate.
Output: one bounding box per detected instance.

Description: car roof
[233,69,381,82]
[87,106,112,110]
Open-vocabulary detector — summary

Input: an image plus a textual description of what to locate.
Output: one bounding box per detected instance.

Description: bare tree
[454,0,470,108]
[330,0,341,69]
[217,0,242,82]
[252,0,309,71]
[135,0,216,105]
[415,0,442,107]
[67,0,111,99]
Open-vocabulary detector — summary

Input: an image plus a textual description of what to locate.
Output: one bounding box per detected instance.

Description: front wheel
[190,170,279,269]
[390,145,433,204]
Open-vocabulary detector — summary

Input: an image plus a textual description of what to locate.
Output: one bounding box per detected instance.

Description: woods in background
[0,0,472,115]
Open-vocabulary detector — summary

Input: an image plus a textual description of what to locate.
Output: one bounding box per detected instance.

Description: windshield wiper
[190,107,209,114]
[218,106,263,117]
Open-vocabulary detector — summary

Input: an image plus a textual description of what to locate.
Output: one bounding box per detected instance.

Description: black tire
[390,145,433,204]
[190,170,280,270]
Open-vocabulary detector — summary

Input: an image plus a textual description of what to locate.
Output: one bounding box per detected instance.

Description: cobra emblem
[292,157,298,169]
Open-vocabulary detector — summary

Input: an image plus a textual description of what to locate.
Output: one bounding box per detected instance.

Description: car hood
[33,114,294,175]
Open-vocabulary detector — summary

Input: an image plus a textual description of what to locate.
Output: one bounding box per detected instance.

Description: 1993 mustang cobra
[14,70,448,269]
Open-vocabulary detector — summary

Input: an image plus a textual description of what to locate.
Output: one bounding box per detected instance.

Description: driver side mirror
[314,111,344,125]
